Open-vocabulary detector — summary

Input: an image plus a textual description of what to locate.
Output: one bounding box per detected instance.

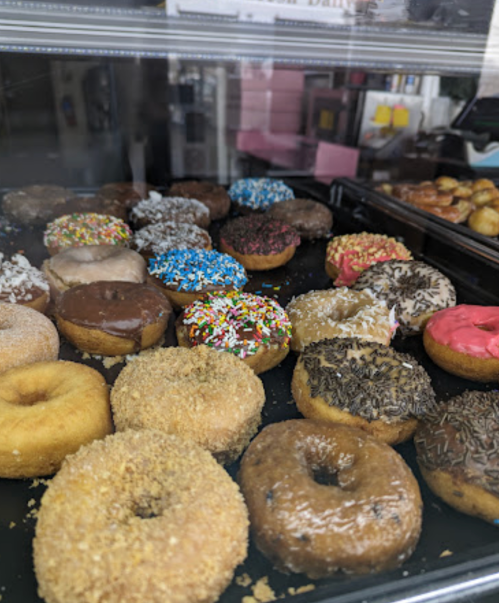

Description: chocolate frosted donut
[0,253,50,313]
[97,181,156,209]
[268,198,333,239]
[415,391,499,524]
[61,195,128,222]
[2,185,74,225]
[130,192,210,230]
[169,180,230,220]
[292,337,436,445]
[132,222,212,259]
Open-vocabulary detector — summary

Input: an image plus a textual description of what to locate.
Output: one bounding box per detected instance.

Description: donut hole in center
[17,391,49,406]
[132,497,164,520]
[311,464,340,488]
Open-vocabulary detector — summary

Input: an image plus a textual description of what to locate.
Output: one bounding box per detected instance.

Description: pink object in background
[314,142,359,184]
[240,67,305,91]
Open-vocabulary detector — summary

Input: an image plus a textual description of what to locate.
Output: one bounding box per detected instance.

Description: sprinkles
[228,178,295,210]
[43,213,131,251]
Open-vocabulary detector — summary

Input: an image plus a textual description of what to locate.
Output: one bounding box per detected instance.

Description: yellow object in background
[393,104,410,128]
[319,109,335,130]
[373,104,392,125]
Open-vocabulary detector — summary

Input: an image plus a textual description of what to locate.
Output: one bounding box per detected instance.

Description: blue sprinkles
[228,178,295,210]
[149,249,248,292]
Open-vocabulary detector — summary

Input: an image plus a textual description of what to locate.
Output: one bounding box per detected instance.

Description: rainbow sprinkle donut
[44,213,132,255]
[228,178,295,211]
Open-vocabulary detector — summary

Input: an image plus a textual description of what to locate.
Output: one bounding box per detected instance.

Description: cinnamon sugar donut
[111,345,265,463]
[34,430,248,603]
[130,192,210,230]
[0,253,50,313]
[132,222,212,259]
[169,180,230,220]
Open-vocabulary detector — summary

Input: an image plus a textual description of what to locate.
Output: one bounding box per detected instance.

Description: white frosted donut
[0,303,59,374]
[43,245,147,298]
[286,287,396,352]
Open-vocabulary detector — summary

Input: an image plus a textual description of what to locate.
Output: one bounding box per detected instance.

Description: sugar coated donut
[0,303,59,375]
[132,221,212,258]
[292,337,436,445]
[55,281,171,356]
[238,419,422,577]
[43,245,147,299]
[34,430,248,603]
[424,305,499,381]
[352,260,456,336]
[268,198,333,239]
[0,253,50,313]
[130,192,210,229]
[287,287,396,352]
[2,184,73,225]
[111,345,265,463]
[415,391,499,525]
[220,214,300,271]
[148,249,247,308]
[97,181,156,209]
[325,232,412,287]
[228,177,294,211]
[0,360,112,478]
[176,290,291,374]
[169,180,231,220]
[43,213,132,256]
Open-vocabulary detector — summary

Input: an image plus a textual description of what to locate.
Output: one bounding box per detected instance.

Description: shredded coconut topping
[130,192,209,225]
[133,222,211,255]
[0,254,49,303]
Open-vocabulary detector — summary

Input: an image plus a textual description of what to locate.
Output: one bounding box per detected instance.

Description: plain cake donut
[0,360,112,478]
[238,419,422,577]
[34,430,249,603]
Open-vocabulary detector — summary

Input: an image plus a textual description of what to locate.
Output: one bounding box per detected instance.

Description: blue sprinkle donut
[228,178,295,211]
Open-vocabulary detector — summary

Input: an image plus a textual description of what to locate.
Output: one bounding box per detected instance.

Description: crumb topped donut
[130,192,210,229]
[169,180,231,220]
[176,290,292,374]
[238,419,422,577]
[325,232,412,287]
[34,430,249,603]
[292,337,436,445]
[220,214,300,271]
[111,345,265,463]
[415,391,499,524]
[286,287,396,352]
[268,198,333,239]
[228,178,295,212]
[44,213,132,256]
[353,260,456,336]
[0,253,50,313]
[132,221,212,258]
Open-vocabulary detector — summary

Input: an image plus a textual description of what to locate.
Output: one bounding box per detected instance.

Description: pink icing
[426,305,499,359]
[333,252,403,287]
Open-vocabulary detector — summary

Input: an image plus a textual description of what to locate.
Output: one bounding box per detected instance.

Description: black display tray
[1,188,499,603]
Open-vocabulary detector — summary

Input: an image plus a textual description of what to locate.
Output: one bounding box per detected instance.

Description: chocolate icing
[268,198,333,239]
[169,180,230,220]
[98,182,156,209]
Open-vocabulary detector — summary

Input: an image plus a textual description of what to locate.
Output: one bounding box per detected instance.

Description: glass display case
[1,2,499,603]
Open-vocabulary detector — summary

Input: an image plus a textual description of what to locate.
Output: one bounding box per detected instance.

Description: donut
[407,187,453,207]
[176,290,292,375]
[267,198,333,239]
[0,360,112,478]
[472,178,497,192]
[60,195,128,222]
[34,430,248,603]
[0,303,59,375]
[169,180,231,220]
[0,253,50,313]
[435,176,459,191]
[131,221,212,259]
[325,232,412,287]
[43,213,132,256]
[148,249,247,309]
[292,337,436,445]
[129,192,210,229]
[219,214,301,271]
[111,345,265,463]
[55,281,172,356]
[43,245,147,300]
[423,305,499,381]
[2,184,73,225]
[415,390,499,525]
[425,199,473,224]
[286,287,396,352]
[228,177,295,212]
[97,181,157,209]
[238,419,422,577]
[468,207,499,236]
[352,260,456,336]
[471,188,499,207]
[451,184,473,199]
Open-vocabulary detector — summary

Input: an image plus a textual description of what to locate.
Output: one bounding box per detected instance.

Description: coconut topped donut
[130,192,210,229]
[44,213,132,255]
[132,222,212,257]
[0,253,49,306]
[228,178,294,211]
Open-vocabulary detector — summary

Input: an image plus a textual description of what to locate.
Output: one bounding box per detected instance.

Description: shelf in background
[0,0,495,74]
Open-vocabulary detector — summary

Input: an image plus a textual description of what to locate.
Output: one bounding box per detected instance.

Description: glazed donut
[132,221,212,259]
[451,184,473,199]
[169,180,231,220]
[415,390,499,525]
[97,181,157,209]
[0,360,112,478]
[472,178,497,192]
[423,305,499,381]
[286,287,396,352]
[471,188,499,207]
[352,259,456,336]
[2,184,73,225]
[425,199,472,224]
[325,232,412,287]
[148,249,247,309]
[468,207,499,236]
[228,177,295,212]
[219,214,301,271]
[34,430,248,603]
[43,213,132,256]
[43,245,147,299]
[55,281,172,356]
[435,176,459,191]
[407,187,453,207]
[129,192,210,230]
[176,290,292,375]
[238,419,422,577]
[111,345,265,463]
[0,253,50,313]
[267,198,333,239]
[292,337,436,445]
[0,303,59,375]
